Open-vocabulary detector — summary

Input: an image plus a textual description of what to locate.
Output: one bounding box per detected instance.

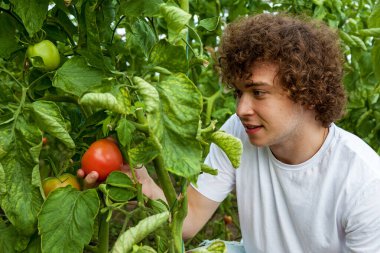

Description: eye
[252,90,265,97]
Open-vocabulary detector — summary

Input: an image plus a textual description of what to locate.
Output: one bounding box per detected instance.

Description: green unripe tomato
[26,40,60,71]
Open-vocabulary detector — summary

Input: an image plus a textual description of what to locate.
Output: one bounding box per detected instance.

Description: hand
[77,164,165,201]
[77,169,99,189]
[120,164,165,201]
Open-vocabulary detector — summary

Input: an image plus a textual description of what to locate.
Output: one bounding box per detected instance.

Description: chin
[249,138,266,147]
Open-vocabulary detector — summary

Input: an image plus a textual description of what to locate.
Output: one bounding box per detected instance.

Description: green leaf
[128,137,161,169]
[206,240,226,252]
[133,76,160,113]
[0,222,18,253]
[149,40,188,73]
[31,101,75,149]
[357,28,380,37]
[119,0,163,17]
[10,0,49,36]
[312,5,327,20]
[105,185,137,202]
[189,240,227,253]
[106,171,134,188]
[198,16,220,31]
[160,3,191,33]
[368,0,380,28]
[129,18,158,58]
[147,198,169,213]
[111,211,170,253]
[0,115,43,236]
[131,245,158,253]
[116,118,136,148]
[148,73,203,177]
[79,92,128,114]
[339,30,357,47]
[22,234,42,253]
[350,35,367,51]
[211,131,242,168]
[53,56,104,97]
[0,163,5,195]
[38,187,100,253]
[0,13,19,59]
[372,40,380,81]
[201,163,218,176]
[79,0,108,70]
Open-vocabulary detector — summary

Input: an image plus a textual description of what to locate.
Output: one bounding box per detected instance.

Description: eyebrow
[243,81,270,88]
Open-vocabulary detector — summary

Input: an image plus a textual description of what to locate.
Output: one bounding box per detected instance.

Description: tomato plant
[81,139,123,181]
[42,173,81,197]
[26,40,60,71]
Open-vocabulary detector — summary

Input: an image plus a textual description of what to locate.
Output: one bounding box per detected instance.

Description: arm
[119,167,221,239]
[78,167,220,240]
[182,185,220,239]
[344,180,380,252]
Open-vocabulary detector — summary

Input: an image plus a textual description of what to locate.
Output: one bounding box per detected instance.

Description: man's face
[235,61,308,148]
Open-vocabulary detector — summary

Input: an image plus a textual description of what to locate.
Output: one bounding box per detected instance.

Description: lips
[242,123,263,134]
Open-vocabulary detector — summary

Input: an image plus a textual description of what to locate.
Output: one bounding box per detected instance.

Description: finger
[120,163,131,172]
[106,136,118,144]
[77,169,85,178]
[83,171,99,189]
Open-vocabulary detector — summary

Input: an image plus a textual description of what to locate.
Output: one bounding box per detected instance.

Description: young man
[80,13,380,252]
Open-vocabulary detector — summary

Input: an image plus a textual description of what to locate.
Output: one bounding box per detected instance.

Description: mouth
[243,123,263,134]
[243,123,262,129]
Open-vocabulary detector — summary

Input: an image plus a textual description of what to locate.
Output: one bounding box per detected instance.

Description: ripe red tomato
[81,139,123,181]
[42,173,81,197]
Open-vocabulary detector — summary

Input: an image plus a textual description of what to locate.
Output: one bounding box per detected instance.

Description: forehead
[234,61,280,88]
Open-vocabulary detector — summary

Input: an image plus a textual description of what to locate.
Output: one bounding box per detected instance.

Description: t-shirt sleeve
[344,179,380,253]
[192,115,239,202]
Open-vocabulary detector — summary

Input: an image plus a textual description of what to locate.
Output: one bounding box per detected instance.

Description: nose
[236,93,254,118]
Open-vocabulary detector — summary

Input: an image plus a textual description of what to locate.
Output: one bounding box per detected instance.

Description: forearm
[182,186,220,239]
[143,177,167,202]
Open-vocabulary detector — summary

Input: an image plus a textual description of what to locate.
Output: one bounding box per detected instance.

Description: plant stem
[130,121,149,134]
[135,108,184,252]
[205,89,222,125]
[135,109,177,206]
[97,212,109,253]
[170,183,188,253]
[0,68,25,88]
[152,156,177,207]
[11,86,27,133]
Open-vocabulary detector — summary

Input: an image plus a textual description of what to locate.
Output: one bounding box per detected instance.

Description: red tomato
[81,139,123,181]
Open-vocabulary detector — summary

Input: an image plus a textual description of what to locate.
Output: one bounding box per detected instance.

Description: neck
[270,124,329,165]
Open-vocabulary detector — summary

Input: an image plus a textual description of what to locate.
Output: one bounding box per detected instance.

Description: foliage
[0,0,379,252]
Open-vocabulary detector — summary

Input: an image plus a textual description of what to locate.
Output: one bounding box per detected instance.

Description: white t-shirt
[194,114,380,253]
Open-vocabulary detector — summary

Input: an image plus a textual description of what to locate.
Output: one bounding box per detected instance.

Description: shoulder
[332,124,380,169]
[220,114,249,144]
[220,114,242,132]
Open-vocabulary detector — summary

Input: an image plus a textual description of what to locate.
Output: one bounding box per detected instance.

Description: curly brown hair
[218,13,346,127]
